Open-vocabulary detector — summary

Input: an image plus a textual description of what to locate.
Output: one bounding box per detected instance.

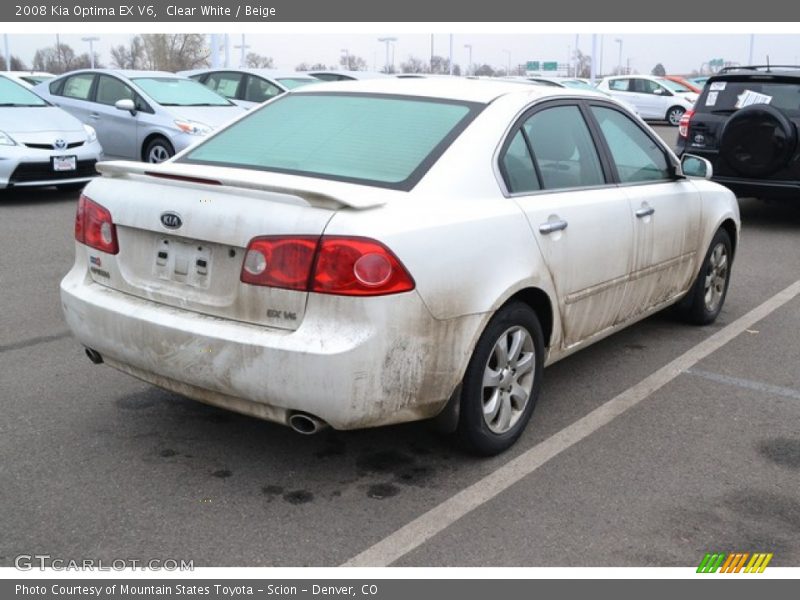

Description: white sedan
[60,79,740,455]
[597,75,698,126]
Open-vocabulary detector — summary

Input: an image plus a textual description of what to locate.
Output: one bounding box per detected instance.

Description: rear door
[50,72,96,124]
[500,101,635,348]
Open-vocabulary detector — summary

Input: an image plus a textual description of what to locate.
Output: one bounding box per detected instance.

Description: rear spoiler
[96,161,388,210]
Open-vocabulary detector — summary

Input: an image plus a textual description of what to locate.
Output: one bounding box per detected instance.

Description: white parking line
[687,368,800,401]
[342,280,800,567]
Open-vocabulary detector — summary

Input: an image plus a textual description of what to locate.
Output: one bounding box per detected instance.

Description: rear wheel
[666,106,685,127]
[675,228,733,325]
[144,137,175,163]
[456,302,544,456]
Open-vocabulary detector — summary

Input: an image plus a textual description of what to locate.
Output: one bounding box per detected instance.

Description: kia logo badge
[160,212,182,229]
[54,138,67,150]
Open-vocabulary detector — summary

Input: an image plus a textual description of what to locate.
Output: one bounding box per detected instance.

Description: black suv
[677,65,800,200]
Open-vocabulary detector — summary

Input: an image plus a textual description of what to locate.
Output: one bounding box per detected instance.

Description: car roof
[306,70,391,79]
[712,65,800,78]
[291,77,608,104]
[179,68,317,80]
[54,69,186,80]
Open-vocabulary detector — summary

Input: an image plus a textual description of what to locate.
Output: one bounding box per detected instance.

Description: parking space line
[687,368,800,401]
[0,331,72,354]
[342,280,800,567]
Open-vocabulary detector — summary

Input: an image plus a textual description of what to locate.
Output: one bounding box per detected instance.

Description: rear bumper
[60,254,480,430]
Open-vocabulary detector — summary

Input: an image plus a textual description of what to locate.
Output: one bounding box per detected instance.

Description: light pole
[464,44,472,76]
[341,48,350,70]
[615,38,623,75]
[377,37,397,73]
[502,49,511,76]
[82,36,99,69]
[748,34,755,65]
[233,34,249,68]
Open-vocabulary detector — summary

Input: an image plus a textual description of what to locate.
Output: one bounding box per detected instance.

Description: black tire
[56,182,86,192]
[666,106,685,127]
[719,104,796,177]
[456,302,545,456]
[675,229,733,325]
[143,137,175,163]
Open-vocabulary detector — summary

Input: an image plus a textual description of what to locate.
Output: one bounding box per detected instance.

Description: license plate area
[52,155,77,171]
[154,236,212,289]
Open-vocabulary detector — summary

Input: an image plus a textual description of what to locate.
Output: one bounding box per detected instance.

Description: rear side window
[699,79,800,116]
[204,71,244,99]
[609,79,630,92]
[61,74,95,100]
[182,93,481,189]
[523,105,605,190]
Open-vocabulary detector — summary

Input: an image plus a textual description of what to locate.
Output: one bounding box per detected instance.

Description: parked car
[665,75,702,94]
[677,65,800,201]
[3,71,55,88]
[61,79,739,455]
[597,75,698,125]
[179,68,318,109]
[0,74,103,190]
[34,70,246,163]
[501,76,640,114]
[305,70,391,81]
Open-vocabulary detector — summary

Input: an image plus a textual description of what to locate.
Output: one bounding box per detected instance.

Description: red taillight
[240,236,318,290]
[75,194,118,255]
[240,235,415,296]
[678,108,695,139]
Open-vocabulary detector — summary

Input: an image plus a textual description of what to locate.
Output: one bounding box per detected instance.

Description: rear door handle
[635,206,655,218]
[88,113,100,120]
[539,219,568,234]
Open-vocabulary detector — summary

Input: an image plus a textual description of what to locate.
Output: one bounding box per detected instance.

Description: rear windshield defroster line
[179,92,485,191]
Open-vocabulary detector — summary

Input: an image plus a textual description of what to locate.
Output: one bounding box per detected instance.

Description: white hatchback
[60,79,739,455]
[597,75,698,126]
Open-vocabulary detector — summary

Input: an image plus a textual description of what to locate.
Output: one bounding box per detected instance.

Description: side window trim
[497,98,618,197]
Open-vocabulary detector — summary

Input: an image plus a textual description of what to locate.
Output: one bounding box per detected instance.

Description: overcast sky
[5,33,799,75]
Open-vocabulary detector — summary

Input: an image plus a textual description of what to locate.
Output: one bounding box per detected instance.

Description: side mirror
[681,154,713,180]
[115,98,136,114]
[653,87,665,95]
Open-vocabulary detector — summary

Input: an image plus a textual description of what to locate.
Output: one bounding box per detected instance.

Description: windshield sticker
[735,89,773,109]
[706,91,719,106]
[709,81,727,91]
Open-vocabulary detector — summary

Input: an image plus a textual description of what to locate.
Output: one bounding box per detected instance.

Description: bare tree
[429,55,460,76]
[0,55,28,71]
[576,50,592,78]
[245,52,273,68]
[400,56,429,74]
[339,54,367,71]
[110,37,145,70]
[32,43,100,73]
[295,62,330,71]
[140,34,209,71]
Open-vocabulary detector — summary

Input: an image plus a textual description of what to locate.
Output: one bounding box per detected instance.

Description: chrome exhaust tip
[288,412,328,435]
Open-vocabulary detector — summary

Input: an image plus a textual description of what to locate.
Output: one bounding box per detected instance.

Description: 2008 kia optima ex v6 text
[60,78,740,455]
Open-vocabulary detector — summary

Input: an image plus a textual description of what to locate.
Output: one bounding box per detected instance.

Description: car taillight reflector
[678,108,695,138]
[75,194,119,255]
[240,236,415,297]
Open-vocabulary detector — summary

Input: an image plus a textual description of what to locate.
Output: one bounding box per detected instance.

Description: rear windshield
[181,93,481,189]
[699,79,800,115]
[131,77,232,106]
[0,76,48,106]
[276,77,317,90]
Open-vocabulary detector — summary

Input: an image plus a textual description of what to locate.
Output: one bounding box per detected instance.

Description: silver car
[180,68,318,109]
[34,70,246,163]
[0,74,103,191]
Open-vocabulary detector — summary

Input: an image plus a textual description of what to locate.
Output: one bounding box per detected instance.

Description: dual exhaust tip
[84,346,328,435]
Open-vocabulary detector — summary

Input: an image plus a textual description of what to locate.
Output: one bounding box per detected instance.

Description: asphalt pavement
[1,124,798,568]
